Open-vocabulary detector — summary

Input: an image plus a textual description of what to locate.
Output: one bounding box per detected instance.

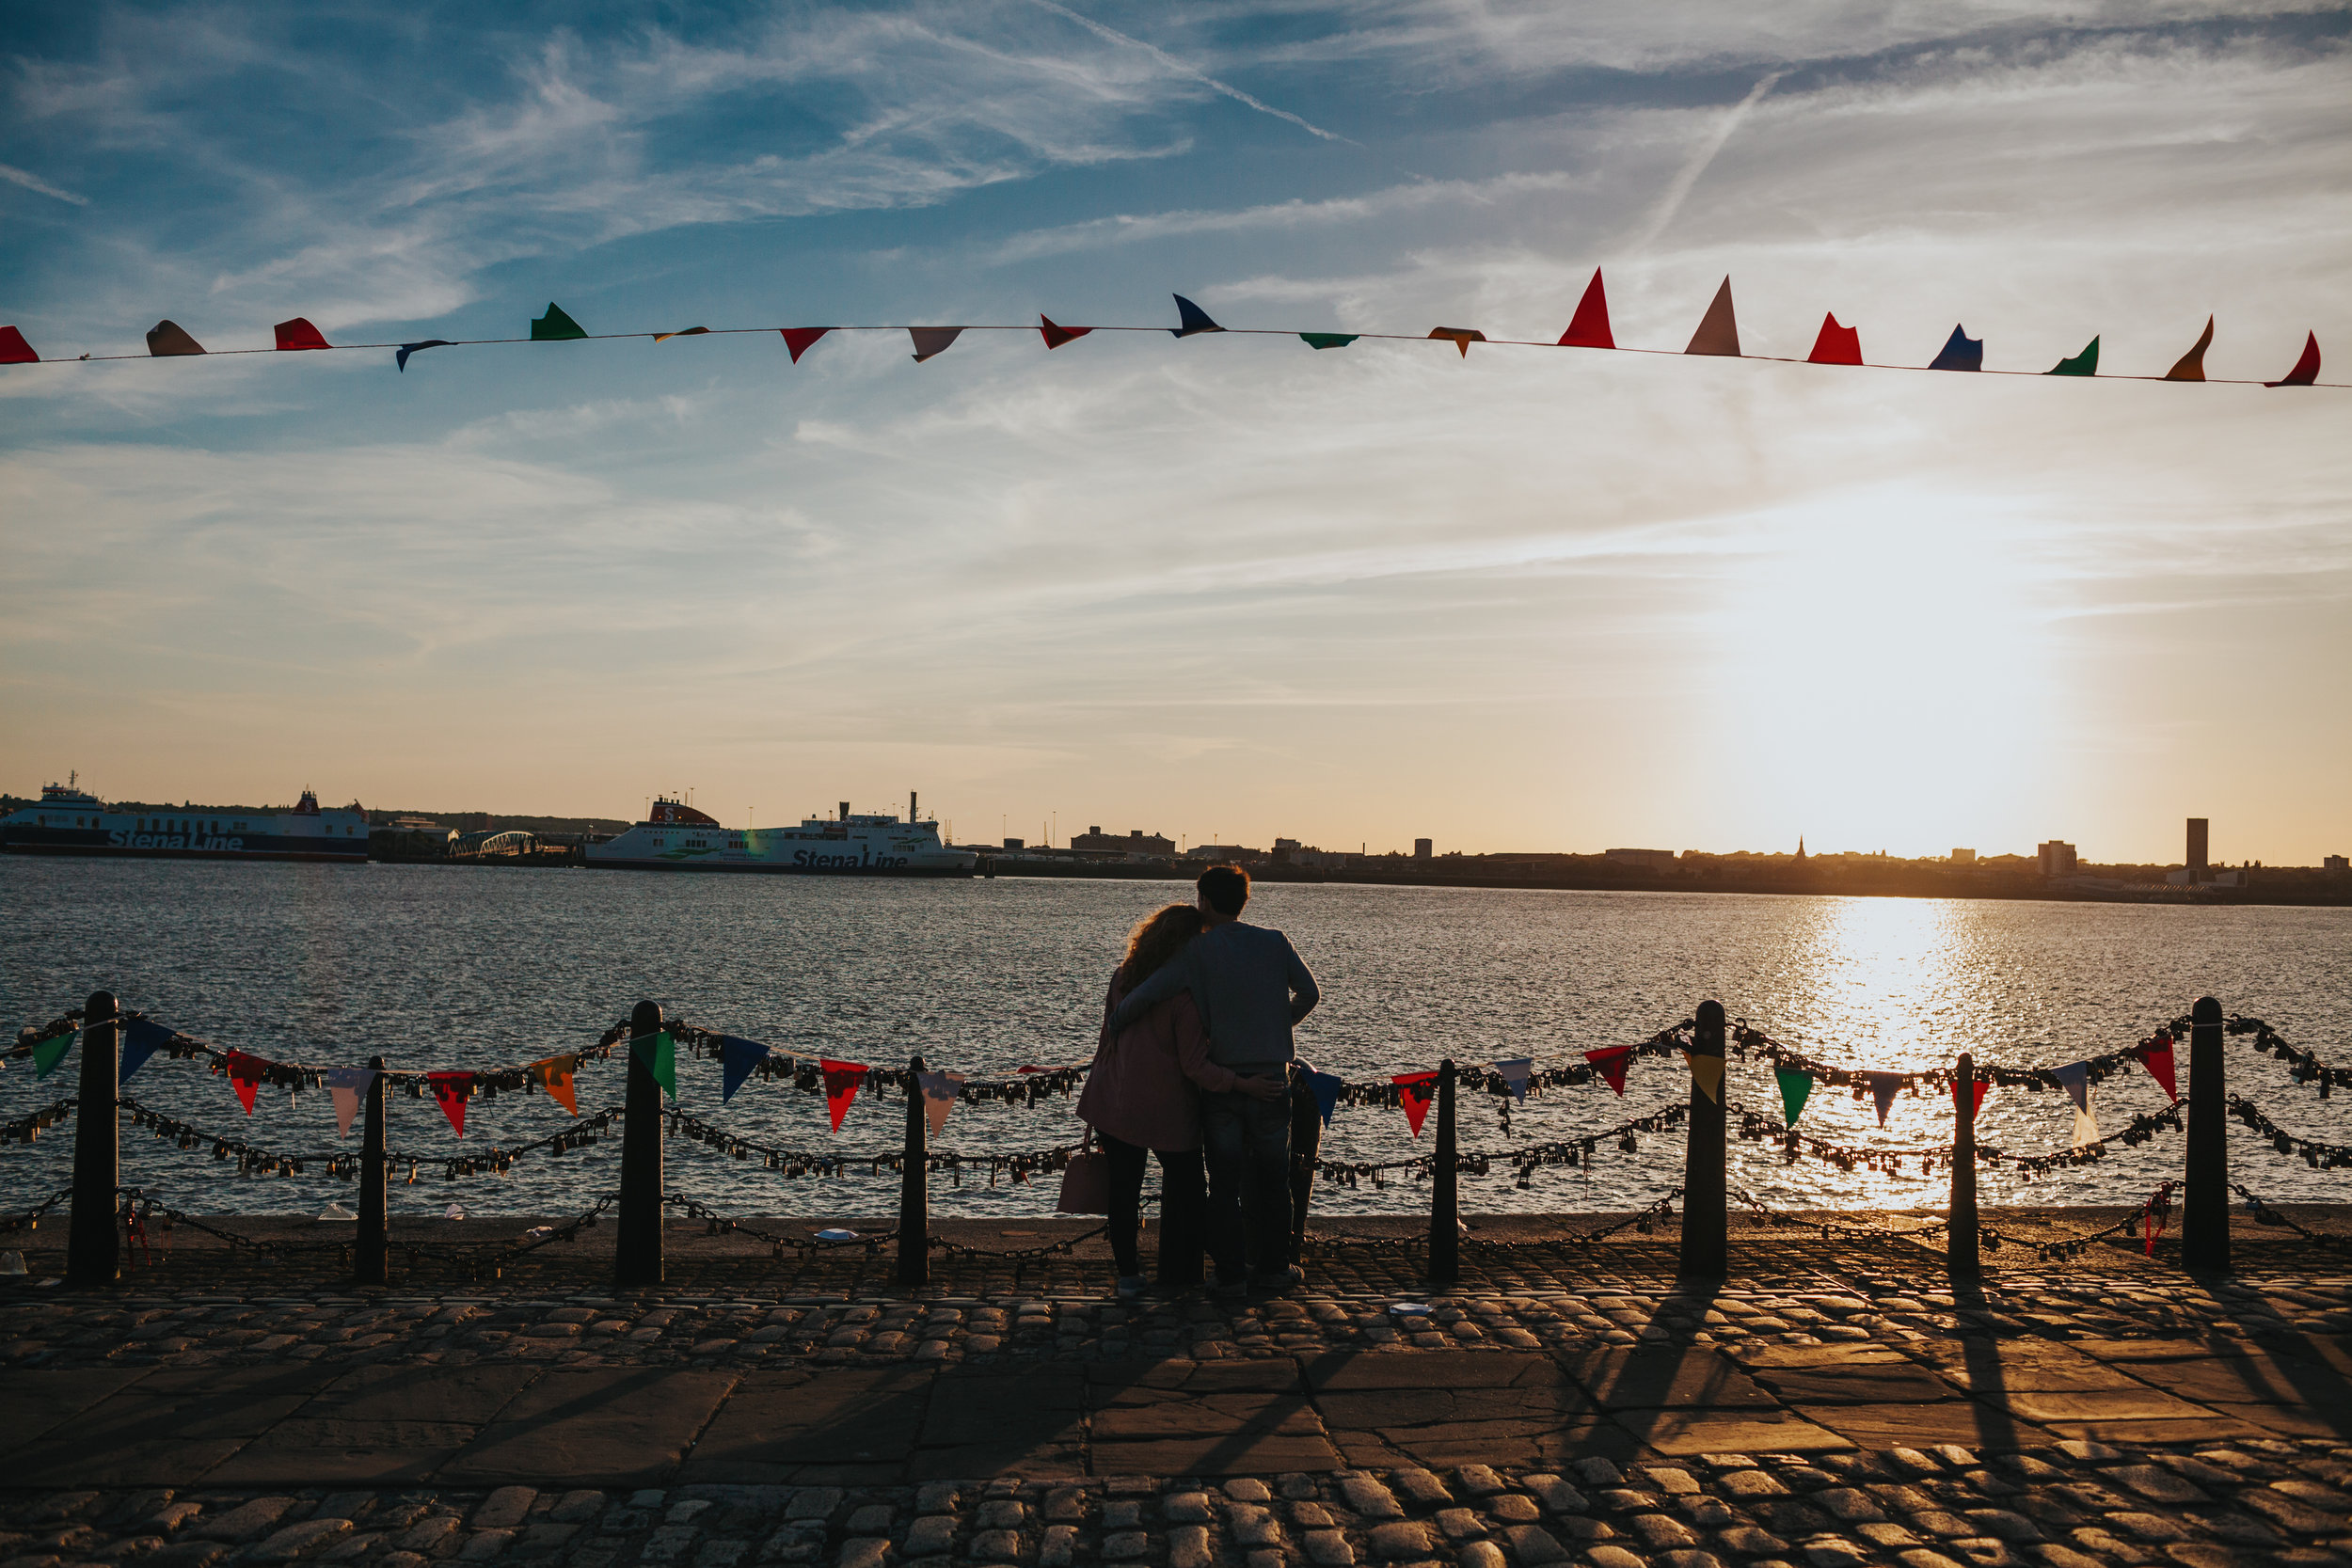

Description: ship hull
[1,837,365,863]
[583,856,972,876]
[0,802,371,863]
[584,815,975,877]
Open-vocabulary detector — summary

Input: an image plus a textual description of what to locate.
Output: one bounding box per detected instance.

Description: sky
[2,1,2348,864]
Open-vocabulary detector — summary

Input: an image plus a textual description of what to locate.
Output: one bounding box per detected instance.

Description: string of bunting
[2232,1182,2352,1246]
[4,281,2336,388]
[666,1108,1087,1187]
[2225,1094,2352,1168]
[1309,1104,1692,1190]
[1724,1098,2186,1176]
[117,1097,628,1181]
[1733,1023,2180,1099]
[2217,1014,2346,1096]
[1979,1181,2178,1261]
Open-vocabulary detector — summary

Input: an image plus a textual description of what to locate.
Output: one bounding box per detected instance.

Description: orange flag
[531,1054,580,1117]
[1428,327,1486,358]
[2165,316,2214,381]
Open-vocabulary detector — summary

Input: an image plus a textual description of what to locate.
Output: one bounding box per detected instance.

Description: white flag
[919,1070,964,1137]
[324,1067,378,1137]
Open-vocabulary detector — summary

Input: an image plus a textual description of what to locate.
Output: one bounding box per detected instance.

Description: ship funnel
[910,790,918,824]
[839,800,850,822]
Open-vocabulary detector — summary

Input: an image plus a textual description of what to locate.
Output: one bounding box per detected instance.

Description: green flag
[1299,333,1359,350]
[1775,1068,1813,1128]
[532,303,588,342]
[31,1034,72,1079]
[633,1030,676,1101]
[2046,336,2098,376]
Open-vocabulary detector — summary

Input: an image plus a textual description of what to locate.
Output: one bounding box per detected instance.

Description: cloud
[0,162,88,205]
[1020,0,1349,143]
[1620,71,1782,258]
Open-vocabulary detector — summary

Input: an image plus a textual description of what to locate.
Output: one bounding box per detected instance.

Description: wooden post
[1947,1052,1979,1278]
[897,1054,928,1286]
[1428,1058,1459,1284]
[1288,1064,1322,1267]
[1679,1000,1728,1276]
[66,990,120,1287]
[355,1054,389,1286]
[2183,995,2229,1272]
[615,1000,665,1287]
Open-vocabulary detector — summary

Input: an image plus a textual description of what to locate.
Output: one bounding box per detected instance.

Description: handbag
[1057,1130,1110,1215]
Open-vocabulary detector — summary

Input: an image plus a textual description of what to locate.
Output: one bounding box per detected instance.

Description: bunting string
[2217,1014,2346,1096]
[2232,1182,2352,1246]
[2226,1094,2352,1168]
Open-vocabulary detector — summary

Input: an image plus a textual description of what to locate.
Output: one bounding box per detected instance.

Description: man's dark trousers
[1200,1078,1294,1283]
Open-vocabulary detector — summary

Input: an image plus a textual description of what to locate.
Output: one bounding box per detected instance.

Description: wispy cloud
[1620,71,1781,257]
[1021,0,1350,143]
[0,162,88,205]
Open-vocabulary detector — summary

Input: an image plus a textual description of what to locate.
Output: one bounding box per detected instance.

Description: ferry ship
[585,793,976,877]
[0,777,371,863]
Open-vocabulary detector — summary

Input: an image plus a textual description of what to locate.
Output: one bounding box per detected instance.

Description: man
[1105,864,1319,1294]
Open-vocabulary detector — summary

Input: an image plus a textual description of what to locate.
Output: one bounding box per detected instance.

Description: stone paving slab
[437,1369,740,1488]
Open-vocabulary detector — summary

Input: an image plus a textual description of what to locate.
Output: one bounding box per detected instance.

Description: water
[4,857,2346,1220]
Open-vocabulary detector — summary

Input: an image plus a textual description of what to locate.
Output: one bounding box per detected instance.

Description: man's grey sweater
[1104,920,1319,1069]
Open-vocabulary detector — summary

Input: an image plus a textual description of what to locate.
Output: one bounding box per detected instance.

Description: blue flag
[1305,1069,1344,1127]
[121,1018,177,1084]
[1928,324,1983,372]
[397,340,452,372]
[1170,294,1224,339]
[717,1036,771,1103]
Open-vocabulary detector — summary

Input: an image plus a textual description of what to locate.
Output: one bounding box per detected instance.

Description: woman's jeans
[1200,1078,1295,1283]
[1101,1132,1208,1285]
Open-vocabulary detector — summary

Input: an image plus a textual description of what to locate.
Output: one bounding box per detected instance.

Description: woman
[1076,902,1234,1297]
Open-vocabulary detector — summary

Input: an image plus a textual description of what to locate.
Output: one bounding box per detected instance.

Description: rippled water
[3,857,2346,1220]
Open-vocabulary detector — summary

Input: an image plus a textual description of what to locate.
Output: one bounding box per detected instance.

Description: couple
[1076,863,1319,1299]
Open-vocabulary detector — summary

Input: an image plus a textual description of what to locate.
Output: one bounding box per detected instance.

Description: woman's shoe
[1115,1275,1148,1299]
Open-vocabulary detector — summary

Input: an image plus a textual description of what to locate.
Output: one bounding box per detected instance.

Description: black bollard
[66,990,120,1287]
[1288,1064,1322,1267]
[898,1054,928,1286]
[1678,1000,1728,1277]
[615,1000,665,1287]
[2183,995,2229,1272]
[1428,1058,1459,1284]
[1947,1052,1979,1279]
[356,1054,389,1286]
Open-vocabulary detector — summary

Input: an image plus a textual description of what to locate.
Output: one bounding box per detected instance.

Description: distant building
[1069,826,1175,856]
[2324,855,2347,875]
[2037,840,2078,879]
[1184,844,1263,863]
[1605,848,1677,873]
[1949,848,1976,864]
[2187,817,2209,883]
[1001,837,1025,851]
[1413,838,1433,860]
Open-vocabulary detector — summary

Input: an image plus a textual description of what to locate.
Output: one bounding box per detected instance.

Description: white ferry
[0,777,370,863]
[585,794,977,877]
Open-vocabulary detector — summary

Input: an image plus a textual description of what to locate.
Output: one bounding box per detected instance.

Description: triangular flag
[427,1070,474,1136]
[1558,268,1613,349]
[0,325,38,364]
[781,327,832,363]
[653,326,709,343]
[147,320,206,356]
[918,1070,964,1137]
[1392,1071,1438,1138]
[396,340,451,372]
[821,1058,866,1131]
[2135,1034,2179,1102]
[1039,315,1091,349]
[1490,1058,1533,1102]
[1583,1045,1632,1096]
[718,1036,770,1104]
[908,327,963,363]
[531,1053,580,1117]
[223,1049,268,1113]
[1683,1052,1724,1103]
[1806,312,1862,366]
[324,1067,377,1137]
[1306,1069,1344,1126]
[2051,1062,2091,1114]
[1775,1068,1813,1127]
[2165,316,2214,381]
[633,1032,676,1101]
[1953,1079,1989,1122]
[273,317,331,351]
[1170,294,1224,338]
[1428,327,1486,357]
[1867,1071,1901,1125]
[1299,333,1358,350]
[532,303,587,341]
[2048,337,2099,376]
[1928,324,1983,372]
[121,1019,175,1083]
[2266,332,2320,388]
[1684,277,1740,356]
[31,1034,72,1080]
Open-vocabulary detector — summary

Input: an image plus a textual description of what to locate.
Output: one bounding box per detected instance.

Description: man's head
[1196,863,1249,921]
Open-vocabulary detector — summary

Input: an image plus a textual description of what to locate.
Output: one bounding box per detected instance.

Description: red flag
[1583,1045,1632,1096]
[223,1050,268,1115]
[1953,1079,1989,1121]
[2266,332,2321,388]
[273,317,331,351]
[1558,268,1613,349]
[1392,1071,1438,1138]
[1807,312,1862,365]
[1040,315,1092,349]
[0,325,38,365]
[821,1059,867,1132]
[428,1070,474,1137]
[781,327,831,364]
[2136,1034,2179,1102]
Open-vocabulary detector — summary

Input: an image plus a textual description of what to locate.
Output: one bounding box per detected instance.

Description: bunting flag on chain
[427,1070,474,1137]
[531,1053,580,1117]
[1392,1070,1438,1137]
[1170,294,1223,338]
[1866,1071,1902,1126]
[2051,1062,2098,1147]
[918,1070,964,1137]
[2268,332,2321,387]
[223,1049,268,1112]
[2135,1033,2179,1102]
[1584,1045,1632,1096]
[532,303,587,342]
[1954,1078,1990,1122]
[1928,324,1983,372]
[31,1032,73,1079]
[2166,316,2215,381]
[1490,1058,1533,1102]
[2048,337,2099,376]
[147,320,205,356]
[323,1067,377,1136]
[120,1019,176,1083]
[397,341,451,372]
[1683,1052,1725,1103]
[633,1032,676,1101]
[0,325,37,364]
[908,327,963,363]
[1305,1068,1345,1127]
[781,327,831,363]
[1807,312,1862,366]
[1685,277,1740,356]
[653,327,709,343]
[273,317,331,351]
[717,1037,770,1103]
[1429,327,1486,358]
[1299,333,1358,350]
[821,1058,867,1132]
[1557,268,1613,349]
[1039,315,1091,350]
[1775,1068,1814,1127]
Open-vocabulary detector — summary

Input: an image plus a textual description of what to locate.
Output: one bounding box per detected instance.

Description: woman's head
[1119,902,1203,987]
